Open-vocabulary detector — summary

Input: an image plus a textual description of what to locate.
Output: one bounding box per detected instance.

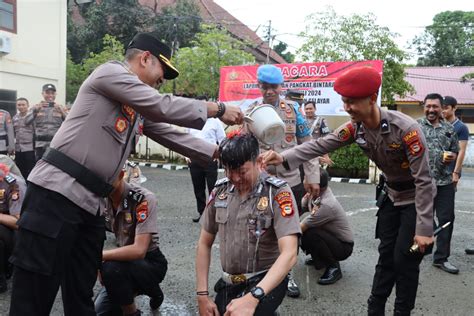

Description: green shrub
[329,143,368,175]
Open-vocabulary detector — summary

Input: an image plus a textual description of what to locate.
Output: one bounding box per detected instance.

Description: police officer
[303,100,332,167]
[196,133,300,315]
[13,98,35,178]
[0,163,25,293]
[94,169,167,316]
[418,93,459,274]
[25,83,67,161]
[246,65,319,298]
[124,160,143,186]
[285,89,305,107]
[300,168,353,285]
[9,32,243,316]
[0,109,14,156]
[262,67,435,315]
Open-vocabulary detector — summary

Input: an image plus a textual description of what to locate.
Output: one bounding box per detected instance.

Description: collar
[357,108,390,135]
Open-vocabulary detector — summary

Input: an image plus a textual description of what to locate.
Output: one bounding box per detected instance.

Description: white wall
[0,0,67,105]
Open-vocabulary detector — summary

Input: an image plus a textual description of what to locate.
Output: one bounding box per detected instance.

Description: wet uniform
[246,99,319,213]
[0,110,14,155]
[9,60,217,316]
[24,101,66,161]
[95,183,167,315]
[13,113,35,178]
[281,108,435,314]
[201,173,301,315]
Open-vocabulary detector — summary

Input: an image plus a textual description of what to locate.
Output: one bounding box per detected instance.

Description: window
[0,0,16,33]
[0,89,17,118]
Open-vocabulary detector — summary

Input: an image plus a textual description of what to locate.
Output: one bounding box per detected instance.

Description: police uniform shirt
[282,108,435,237]
[13,113,34,152]
[24,102,65,148]
[0,174,26,216]
[201,173,302,275]
[246,99,319,186]
[418,118,459,186]
[28,61,217,216]
[306,116,330,140]
[302,187,353,243]
[104,182,159,252]
[0,110,15,153]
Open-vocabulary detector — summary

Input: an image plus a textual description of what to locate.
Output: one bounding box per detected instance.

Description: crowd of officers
[0,31,470,316]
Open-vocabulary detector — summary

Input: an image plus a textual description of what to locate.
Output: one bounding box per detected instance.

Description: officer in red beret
[262,66,435,315]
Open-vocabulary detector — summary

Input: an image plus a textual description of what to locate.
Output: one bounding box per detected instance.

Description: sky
[214,0,473,63]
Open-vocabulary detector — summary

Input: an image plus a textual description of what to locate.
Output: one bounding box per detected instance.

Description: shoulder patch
[265,176,287,188]
[136,201,148,223]
[214,177,230,187]
[336,122,355,141]
[275,191,294,217]
[128,190,144,204]
[5,175,15,184]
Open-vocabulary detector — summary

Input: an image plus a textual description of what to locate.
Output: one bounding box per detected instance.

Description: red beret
[334,67,381,98]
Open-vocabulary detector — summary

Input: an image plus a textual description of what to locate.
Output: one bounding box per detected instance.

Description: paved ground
[0,168,473,315]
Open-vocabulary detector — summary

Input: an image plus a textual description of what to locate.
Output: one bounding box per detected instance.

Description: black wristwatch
[215,102,226,118]
[250,286,265,301]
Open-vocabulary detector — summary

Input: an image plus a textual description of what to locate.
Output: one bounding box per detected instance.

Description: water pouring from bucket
[243,104,285,145]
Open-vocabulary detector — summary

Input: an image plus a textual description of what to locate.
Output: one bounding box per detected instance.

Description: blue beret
[334,67,381,98]
[257,64,284,84]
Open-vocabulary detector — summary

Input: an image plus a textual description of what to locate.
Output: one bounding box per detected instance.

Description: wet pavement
[0,167,473,315]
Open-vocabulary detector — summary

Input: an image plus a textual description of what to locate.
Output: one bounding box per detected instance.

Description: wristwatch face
[251,286,265,299]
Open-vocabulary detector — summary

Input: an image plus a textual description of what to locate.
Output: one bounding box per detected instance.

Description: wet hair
[320,168,329,189]
[16,97,29,104]
[219,133,259,170]
[443,96,457,108]
[304,101,316,108]
[423,93,443,105]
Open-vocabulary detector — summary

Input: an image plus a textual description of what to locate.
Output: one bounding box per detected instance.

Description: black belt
[0,134,7,140]
[386,180,416,191]
[42,148,114,197]
[35,135,53,142]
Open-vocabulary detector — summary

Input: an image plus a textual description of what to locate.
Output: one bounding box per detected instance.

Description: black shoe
[318,262,342,285]
[433,261,459,274]
[0,275,7,294]
[192,214,201,223]
[149,286,164,310]
[465,247,474,255]
[286,275,300,298]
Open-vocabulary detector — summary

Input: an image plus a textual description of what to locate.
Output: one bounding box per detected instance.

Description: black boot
[149,285,164,310]
[318,262,342,285]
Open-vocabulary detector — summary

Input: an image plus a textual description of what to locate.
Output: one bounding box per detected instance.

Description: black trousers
[95,248,168,315]
[189,160,218,215]
[9,183,105,316]
[14,151,36,179]
[301,228,353,266]
[369,199,424,314]
[214,273,288,315]
[291,183,305,216]
[433,183,455,264]
[0,224,14,276]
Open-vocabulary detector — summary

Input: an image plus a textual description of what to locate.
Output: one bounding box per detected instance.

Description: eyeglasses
[258,83,280,91]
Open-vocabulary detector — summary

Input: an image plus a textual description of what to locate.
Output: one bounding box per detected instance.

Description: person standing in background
[13,98,35,179]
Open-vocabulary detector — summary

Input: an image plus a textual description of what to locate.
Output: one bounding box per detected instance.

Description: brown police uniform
[95,183,167,315]
[0,110,14,155]
[281,108,435,314]
[13,113,35,178]
[201,173,301,314]
[306,116,330,140]
[9,60,217,316]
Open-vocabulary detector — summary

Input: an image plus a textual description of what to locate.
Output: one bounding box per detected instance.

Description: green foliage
[66,35,125,103]
[160,24,255,99]
[273,41,295,63]
[329,143,368,171]
[297,7,414,104]
[412,11,474,66]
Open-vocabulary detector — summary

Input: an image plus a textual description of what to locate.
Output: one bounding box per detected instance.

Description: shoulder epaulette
[266,176,287,188]
[127,161,138,168]
[128,190,144,204]
[5,174,16,184]
[214,177,230,187]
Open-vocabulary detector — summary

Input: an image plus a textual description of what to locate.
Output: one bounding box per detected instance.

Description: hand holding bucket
[244,104,285,145]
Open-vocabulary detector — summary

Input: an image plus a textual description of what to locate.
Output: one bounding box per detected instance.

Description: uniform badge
[125,212,133,223]
[257,197,268,211]
[115,117,128,133]
[0,189,4,199]
[408,142,423,156]
[401,161,410,169]
[136,201,148,223]
[403,130,419,144]
[337,123,355,142]
[285,134,294,143]
[218,192,227,200]
[275,191,294,217]
[389,143,401,149]
[122,104,135,121]
[11,191,19,201]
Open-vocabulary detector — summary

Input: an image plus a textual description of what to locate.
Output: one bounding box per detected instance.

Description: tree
[298,7,413,104]
[67,35,125,103]
[68,0,154,63]
[273,41,295,63]
[412,11,474,66]
[160,25,255,99]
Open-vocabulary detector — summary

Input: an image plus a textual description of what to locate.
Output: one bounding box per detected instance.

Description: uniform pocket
[102,116,128,144]
[215,208,228,224]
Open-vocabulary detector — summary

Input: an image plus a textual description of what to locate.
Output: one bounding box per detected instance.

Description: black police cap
[127,32,179,80]
[286,89,305,100]
[42,83,56,92]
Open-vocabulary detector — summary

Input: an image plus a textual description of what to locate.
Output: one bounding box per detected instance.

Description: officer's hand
[185,157,191,164]
[34,104,43,112]
[224,293,258,316]
[197,295,220,316]
[7,149,14,156]
[319,154,334,166]
[219,104,243,126]
[305,183,320,197]
[413,235,434,253]
[260,150,284,166]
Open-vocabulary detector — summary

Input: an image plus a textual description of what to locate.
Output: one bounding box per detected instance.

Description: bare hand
[260,150,284,166]
[413,235,434,253]
[304,183,320,197]
[319,154,334,166]
[224,294,258,316]
[185,157,191,164]
[220,104,243,126]
[442,152,457,164]
[198,296,220,316]
[452,172,459,188]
